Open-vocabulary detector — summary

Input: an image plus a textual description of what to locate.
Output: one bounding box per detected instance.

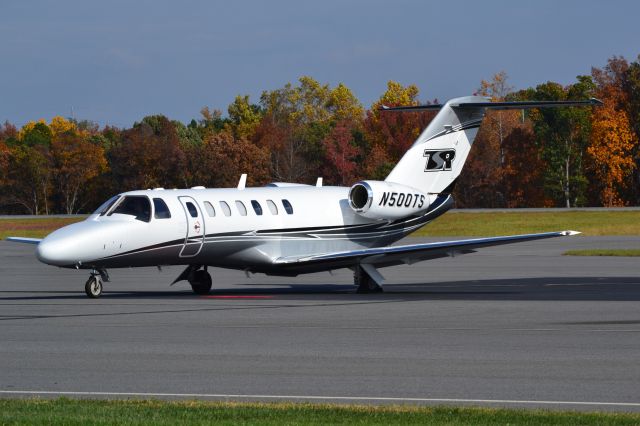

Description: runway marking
[201,295,274,299]
[0,390,639,408]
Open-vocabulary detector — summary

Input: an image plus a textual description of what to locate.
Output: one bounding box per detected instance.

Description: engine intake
[348,180,429,220]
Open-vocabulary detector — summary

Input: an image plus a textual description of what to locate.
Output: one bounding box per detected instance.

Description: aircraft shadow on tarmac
[1,276,639,302]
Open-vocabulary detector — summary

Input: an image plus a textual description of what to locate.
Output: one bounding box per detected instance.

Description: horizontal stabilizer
[6,237,42,245]
[380,98,601,112]
[452,98,602,110]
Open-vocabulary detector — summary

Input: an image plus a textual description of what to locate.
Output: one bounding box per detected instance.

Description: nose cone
[36,221,104,267]
[36,236,74,266]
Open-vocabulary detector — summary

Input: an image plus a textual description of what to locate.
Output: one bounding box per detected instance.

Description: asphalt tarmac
[0,236,639,411]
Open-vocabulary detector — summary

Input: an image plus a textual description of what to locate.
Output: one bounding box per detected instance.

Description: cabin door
[178,196,205,257]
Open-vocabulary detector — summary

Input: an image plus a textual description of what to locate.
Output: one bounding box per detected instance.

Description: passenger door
[178,196,205,257]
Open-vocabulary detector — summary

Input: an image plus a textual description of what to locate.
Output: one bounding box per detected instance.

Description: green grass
[564,249,640,257]
[1,398,639,425]
[413,210,640,237]
[1,211,640,240]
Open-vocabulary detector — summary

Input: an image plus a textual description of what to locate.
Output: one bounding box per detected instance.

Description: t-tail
[347,96,600,220]
[383,96,602,195]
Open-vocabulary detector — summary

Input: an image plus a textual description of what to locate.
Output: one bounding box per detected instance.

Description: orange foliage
[587,100,637,206]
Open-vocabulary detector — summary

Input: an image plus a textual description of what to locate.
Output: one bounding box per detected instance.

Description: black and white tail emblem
[423,149,456,172]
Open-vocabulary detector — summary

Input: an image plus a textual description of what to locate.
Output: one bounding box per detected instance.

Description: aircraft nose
[36,237,75,266]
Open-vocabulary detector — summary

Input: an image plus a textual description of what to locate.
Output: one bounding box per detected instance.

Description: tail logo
[423,149,456,172]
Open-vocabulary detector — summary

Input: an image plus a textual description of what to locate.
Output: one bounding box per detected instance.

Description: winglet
[6,237,43,245]
[562,230,581,236]
[316,177,323,187]
[237,173,247,190]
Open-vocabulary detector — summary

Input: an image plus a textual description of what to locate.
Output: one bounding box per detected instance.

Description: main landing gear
[189,269,212,295]
[85,269,109,298]
[354,264,384,293]
[172,264,212,295]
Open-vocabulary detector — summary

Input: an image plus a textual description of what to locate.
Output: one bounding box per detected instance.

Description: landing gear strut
[85,269,109,298]
[354,264,384,293]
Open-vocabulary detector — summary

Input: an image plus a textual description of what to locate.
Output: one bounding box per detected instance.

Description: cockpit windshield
[93,195,121,216]
[108,196,151,222]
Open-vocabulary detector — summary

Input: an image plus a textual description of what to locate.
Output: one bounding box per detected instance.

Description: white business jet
[8,96,600,297]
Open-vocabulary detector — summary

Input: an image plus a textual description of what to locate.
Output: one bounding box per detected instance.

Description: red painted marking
[201,295,273,299]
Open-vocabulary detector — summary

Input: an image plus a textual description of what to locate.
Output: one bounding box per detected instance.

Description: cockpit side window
[94,195,120,216]
[109,196,151,222]
[153,198,171,219]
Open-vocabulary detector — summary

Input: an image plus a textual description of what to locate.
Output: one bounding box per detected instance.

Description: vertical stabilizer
[384,96,487,194]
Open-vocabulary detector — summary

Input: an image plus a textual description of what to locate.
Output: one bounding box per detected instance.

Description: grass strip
[413,210,640,237]
[563,249,640,257]
[1,398,640,426]
[0,217,84,240]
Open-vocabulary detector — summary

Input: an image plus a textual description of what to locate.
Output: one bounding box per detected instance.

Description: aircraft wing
[273,231,579,272]
[6,237,43,245]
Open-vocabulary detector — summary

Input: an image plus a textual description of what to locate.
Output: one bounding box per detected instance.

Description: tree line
[0,55,639,214]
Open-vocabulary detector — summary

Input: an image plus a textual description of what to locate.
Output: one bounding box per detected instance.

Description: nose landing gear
[85,269,109,298]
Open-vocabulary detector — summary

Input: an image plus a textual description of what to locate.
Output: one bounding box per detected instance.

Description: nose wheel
[84,269,109,298]
[85,275,103,298]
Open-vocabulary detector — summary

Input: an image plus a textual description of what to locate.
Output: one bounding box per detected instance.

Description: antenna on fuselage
[237,174,247,190]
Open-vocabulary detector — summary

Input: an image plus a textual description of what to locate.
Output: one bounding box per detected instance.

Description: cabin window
[251,200,263,216]
[235,200,247,216]
[282,199,293,215]
[109,196,151,222]
[204,201,216,217]
[153,198,171,219]
[186,202,198,218]
[219,201,232,216]
[94,195,120,216]
[266,199,278,215]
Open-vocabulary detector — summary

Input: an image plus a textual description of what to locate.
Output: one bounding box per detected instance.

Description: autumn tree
[363,81,435,179]
[456,72,521,207]
[322,120,361,185]
[109,116,186,190]
[524,77,595,207]
[6,144,52,214]
[621,55,640,204]
[192,130,270,188]
[51,132,108,213]
[227,95,263,140]
[588,56,637,206]
[256,77,363,183]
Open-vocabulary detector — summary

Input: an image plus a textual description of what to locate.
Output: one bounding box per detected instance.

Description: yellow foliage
[370,81,419,120]
[49,116,77,137]
[18,119,47,141]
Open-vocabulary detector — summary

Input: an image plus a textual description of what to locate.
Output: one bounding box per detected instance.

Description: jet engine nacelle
[348,180,429,220]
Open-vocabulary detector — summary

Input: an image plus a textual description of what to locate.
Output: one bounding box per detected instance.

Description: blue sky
[1,0,638,127]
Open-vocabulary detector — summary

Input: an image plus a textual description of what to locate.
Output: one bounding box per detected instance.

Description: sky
[1,0,639,128]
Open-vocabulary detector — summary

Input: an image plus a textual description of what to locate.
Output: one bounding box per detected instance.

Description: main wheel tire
[190,270,212,295]
[85,276,103,298]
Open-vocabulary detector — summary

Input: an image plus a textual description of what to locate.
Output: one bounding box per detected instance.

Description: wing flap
[274,231,579,271]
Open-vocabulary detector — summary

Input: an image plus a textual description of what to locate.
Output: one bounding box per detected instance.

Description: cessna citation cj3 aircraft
[8,96,601,298]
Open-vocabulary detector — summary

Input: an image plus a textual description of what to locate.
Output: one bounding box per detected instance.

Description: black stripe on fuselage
[89,194,453,265]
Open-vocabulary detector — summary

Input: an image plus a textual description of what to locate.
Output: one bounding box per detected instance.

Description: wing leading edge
[274,231,580,273]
